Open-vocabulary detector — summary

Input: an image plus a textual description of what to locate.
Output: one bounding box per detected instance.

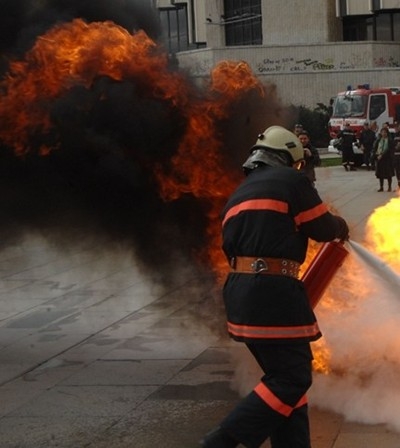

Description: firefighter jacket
[359,128,376,150]
[337,127,356,149]
[221,165,347,344]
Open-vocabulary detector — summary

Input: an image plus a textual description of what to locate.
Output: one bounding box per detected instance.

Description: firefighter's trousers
[221,342,313,448]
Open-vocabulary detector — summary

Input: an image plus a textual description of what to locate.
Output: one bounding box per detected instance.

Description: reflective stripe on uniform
[294,202,329,226]
[222,198,288,227]
[227,321,320,339]
[294,394,308,408]
[254,382,293,416]
[222,198,329,229]
[254,383,308,417]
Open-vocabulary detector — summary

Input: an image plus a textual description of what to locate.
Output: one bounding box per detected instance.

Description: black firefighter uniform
[219,165,347,448]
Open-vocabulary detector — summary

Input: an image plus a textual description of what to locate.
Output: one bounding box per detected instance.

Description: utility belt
[230,256,300,278]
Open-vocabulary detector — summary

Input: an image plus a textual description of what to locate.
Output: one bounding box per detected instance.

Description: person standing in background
[374,127,394,192]
[359,122,376,171]
[369,121,379,169]
[393,122,400,190]
[298,129,321,185]
[293,123,303,137]
[337,122,357,171]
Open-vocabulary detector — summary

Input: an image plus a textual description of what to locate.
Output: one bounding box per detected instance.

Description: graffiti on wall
[257,57,334,73]
[256,54,400,73]
[373,56,400,67]
[179,52,400,77]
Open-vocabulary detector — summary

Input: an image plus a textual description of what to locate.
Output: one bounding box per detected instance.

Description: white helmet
[242,126,304,173]
[254,126,304,163]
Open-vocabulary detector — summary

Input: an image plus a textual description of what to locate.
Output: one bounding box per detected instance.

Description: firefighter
[201,126,349,448]
[337,122,357,171]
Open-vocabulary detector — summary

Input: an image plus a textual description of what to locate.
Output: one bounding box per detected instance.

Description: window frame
[159,4,190,54]
[223,0,262,46]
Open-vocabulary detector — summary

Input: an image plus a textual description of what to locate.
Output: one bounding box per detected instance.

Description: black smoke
[0,0,161,59]
[0,1,284,286]
[0,71,209,279]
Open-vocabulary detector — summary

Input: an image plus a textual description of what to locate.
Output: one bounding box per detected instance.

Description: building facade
[155,0,400,108]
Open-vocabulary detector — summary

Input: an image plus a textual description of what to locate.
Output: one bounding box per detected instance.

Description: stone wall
[261,0,340,45]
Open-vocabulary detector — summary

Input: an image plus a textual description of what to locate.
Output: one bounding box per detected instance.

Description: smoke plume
[0,0,161,59]
[0,2,284,288]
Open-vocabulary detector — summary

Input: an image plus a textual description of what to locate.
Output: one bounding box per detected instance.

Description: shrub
[289,103,331,147]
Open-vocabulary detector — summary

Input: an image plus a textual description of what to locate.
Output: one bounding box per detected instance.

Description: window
[393,13,400,40]
[376,13,392,40]
[339,0,347,17]
[343,16,369,41]
[333,95,367,118]
[159,5,189,54]
[343,11,400,42]
[372,0,381,11]
[369,94,387,120]
[223,0,262,46]
[366,17,375,40]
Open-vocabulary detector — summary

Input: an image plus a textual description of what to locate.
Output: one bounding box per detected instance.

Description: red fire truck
[328,84,400,139]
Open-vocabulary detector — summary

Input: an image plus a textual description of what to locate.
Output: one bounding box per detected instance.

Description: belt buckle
[251,258,268,273]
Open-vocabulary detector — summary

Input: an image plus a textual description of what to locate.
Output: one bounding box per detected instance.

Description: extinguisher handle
[335,216,350,242]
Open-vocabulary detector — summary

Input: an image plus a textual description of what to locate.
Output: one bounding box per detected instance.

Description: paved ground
[1,163,399,448]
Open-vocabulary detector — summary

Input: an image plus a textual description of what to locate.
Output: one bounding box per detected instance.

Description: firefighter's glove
[336,216,349,241]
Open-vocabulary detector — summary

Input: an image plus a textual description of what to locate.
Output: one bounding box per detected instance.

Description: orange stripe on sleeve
[294,202,329,226]
[222,199,288,227]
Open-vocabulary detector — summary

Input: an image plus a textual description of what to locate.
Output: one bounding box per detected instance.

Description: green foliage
[289,103,331,147]
[320,156,341,167]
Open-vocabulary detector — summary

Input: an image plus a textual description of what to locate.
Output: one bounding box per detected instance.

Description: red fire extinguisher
[301,240,349,309]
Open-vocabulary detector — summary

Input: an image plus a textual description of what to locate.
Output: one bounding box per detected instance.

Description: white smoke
[310,246,400,431]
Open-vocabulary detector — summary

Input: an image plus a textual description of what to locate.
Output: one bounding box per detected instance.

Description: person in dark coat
[359,121,376,170]
[298,129,321,184]
[201,126,349,448]
[393,122,400,190]
[374,127,395,192]
[337,122,357,171]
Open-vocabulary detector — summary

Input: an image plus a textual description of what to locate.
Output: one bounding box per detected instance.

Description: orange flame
[366,195,400,270]
[155,60,265,275]
[0,19,267,278]
[311,195,400,376]
[0,19,186,155]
